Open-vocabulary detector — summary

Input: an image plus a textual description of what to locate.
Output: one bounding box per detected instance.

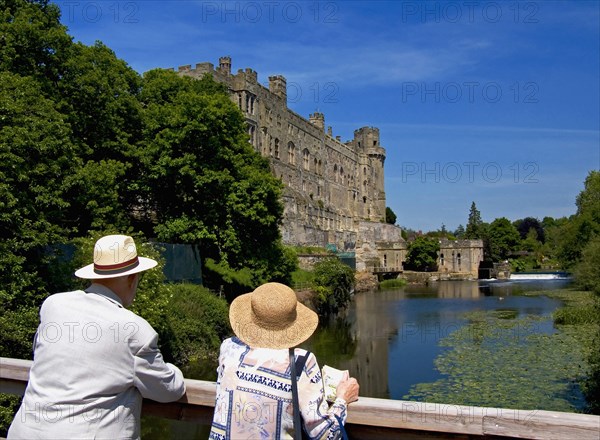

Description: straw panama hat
[229,282,319,350]
[74,235,158,279]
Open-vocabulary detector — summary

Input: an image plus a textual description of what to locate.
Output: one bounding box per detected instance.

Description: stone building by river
[175,57,406,271]
[437,239,484,279]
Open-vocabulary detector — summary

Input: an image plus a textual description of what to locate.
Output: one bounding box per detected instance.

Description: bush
[379,278,407,289]
[574,236,600,295]
[162,283,231,368]
[311,258,354,316]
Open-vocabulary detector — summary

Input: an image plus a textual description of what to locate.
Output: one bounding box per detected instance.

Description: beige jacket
[8,284,185,439]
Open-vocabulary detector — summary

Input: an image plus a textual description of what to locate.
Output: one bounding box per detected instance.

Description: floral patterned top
[209,337,348,439]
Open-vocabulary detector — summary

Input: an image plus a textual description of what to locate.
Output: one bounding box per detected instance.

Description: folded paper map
[322,365,349,402]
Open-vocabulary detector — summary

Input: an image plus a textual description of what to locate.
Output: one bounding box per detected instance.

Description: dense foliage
[137,69,287,295]
[405,236,440,271]
[385,206,397,225]
[311,258,355,316]
[0,2,291,432]
[0,0,289,358]
[162,283,231,368]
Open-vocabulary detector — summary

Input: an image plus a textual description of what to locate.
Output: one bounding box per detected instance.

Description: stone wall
[437,239,484,279]
[355,221,406,272]
[175,57,393,264]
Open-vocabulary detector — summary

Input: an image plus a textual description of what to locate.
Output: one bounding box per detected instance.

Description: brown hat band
[93,257,139,276]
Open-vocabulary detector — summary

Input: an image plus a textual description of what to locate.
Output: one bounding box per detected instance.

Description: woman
[209,282,360,439]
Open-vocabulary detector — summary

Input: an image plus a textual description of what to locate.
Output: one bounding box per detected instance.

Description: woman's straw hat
[74,235,157,279]
[229,282,319,349]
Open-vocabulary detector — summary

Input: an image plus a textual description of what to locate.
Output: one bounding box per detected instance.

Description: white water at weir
[510,272,569,280]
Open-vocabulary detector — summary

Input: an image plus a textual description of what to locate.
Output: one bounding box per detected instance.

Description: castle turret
[354,127,386,221]
[309,112,325,131]
[218,56,231,75]
[268,75,287,104]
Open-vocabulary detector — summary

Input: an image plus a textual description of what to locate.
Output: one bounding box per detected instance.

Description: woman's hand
[335,377,359,403]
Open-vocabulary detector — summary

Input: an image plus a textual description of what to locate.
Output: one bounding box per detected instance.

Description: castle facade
[174,57,405,270]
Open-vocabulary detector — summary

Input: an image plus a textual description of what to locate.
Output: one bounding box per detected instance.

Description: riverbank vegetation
[404,288,599,413]
[2,0,599,432]
[311,258,356,316]
[379,278,408,289]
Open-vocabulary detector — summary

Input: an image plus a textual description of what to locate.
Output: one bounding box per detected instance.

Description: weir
[1,357,598,439]
[509,272,571,280]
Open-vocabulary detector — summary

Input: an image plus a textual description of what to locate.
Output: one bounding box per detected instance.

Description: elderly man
[8,235,186,439]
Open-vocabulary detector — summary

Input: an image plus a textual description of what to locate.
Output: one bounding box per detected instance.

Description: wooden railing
[2,357,599,439]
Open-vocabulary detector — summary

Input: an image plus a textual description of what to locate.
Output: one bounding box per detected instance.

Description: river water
[142,277,573,438]
[303,278,570,400]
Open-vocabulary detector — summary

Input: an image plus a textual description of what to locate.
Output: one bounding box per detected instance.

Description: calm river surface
[142,278,572,438]
[304,278,570,400]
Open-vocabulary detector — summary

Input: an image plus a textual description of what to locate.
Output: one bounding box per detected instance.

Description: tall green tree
[0,72,78,358]
[487,217,521,261]
[58,42,142,233]
[385,206,397,225]
[311,257,355,316]
[137,70,286,292]
[0,0,72,95]
[557,171,600,268]
[514,217,545,243]
[465,201,484,239]
[405,236,440,271]
[454,224,466,238]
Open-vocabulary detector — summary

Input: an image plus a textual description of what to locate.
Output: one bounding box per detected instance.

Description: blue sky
[54,0,600,232]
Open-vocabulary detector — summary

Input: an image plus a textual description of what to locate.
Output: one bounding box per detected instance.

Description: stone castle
[171,57,488,278]
[174,57,405,271]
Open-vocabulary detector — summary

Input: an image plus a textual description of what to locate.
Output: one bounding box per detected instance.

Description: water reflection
[304,279,569,400]
[143,279,571,437]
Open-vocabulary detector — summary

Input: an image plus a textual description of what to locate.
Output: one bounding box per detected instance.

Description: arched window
[440,253,444,266]
[288,142,295,165]
[303,149,310,171]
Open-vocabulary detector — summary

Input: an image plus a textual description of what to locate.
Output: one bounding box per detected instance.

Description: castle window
[318,160,322,175]
[340,167,344,184]
[457,253,461,267]
[303,149,310,171]
[383,254,387,267]
[333,164,338,182]
[274,138,280,159]
[363,196,367,203]
[440,253,444,266]
[248,125,256,147]
[288,142,296,165]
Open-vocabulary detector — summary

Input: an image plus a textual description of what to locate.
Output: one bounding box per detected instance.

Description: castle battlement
[175,57,390,253]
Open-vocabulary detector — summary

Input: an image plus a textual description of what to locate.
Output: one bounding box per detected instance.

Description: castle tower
[218,56,231,75]
[268,75,287,104]
[354,127,386,221]
[309,112,325,131]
